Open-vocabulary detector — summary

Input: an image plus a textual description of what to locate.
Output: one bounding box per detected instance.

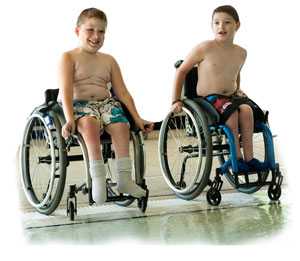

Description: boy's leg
[238,104,268,171]
[225,110,249,172]
[77,116,102,160]
[225,111,243,159]
[238,104,254,161]
[105,122,146,198]
[77,116,107,205]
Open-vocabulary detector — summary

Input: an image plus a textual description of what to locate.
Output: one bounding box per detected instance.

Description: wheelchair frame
[20,89,149,220]
[158,61,283,206]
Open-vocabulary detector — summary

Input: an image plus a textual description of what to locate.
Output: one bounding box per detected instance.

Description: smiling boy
[59,8,153,205]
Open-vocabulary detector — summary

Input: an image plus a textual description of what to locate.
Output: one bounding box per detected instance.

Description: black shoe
[247,158,269,172]
[237,159,250,173]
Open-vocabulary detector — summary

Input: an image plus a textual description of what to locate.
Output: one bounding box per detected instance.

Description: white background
[1,0,299,258]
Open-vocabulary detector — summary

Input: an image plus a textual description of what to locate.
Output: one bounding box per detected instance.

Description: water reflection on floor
[25,195,287,245]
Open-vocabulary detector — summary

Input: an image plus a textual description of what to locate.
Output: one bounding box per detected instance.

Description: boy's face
[212,12,240,43]
[75,17,106,53]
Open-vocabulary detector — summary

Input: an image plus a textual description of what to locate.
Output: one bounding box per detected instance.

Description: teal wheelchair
[20,89,149,220]
[158,61,283,206]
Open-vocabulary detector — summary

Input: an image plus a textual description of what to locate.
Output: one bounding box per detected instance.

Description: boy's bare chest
[203,51,243,74]
[75,57,110,79]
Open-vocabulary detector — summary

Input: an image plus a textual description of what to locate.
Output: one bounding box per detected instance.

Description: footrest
[234,170,269,188]
[236,182,261,188]
[106,194,134,202]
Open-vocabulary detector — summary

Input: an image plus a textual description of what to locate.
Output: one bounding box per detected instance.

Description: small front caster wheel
[138,189,149,213]
[268,185,281,201]
[68,201,76,221]
[206,188,221,206]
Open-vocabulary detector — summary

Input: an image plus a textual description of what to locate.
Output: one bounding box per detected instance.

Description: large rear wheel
[158,103,212,200]
[20,112,67,214]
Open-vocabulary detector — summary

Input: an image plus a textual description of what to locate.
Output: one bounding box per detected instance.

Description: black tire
[268,185,281,201]
[138,189,149,213]
[158,101,212,200]
[206,188,222,206]
[20,111,67,215]
[69,201,75,221]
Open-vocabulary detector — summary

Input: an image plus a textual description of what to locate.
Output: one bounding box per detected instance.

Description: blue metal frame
[217,122,276,175]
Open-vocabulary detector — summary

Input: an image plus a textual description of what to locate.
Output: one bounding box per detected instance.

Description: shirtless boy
[59,8,153,205]
[172,5,267,172]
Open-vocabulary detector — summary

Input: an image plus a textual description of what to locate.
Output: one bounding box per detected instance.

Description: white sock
[116,157,146,198]
[90,159,107,205]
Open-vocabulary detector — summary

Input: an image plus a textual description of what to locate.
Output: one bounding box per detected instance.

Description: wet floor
[23,190,288,245]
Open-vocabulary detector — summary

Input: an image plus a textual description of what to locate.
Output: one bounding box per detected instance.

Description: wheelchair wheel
[206,187,222,206]
[217,130,268,194]
[159,103,212,200]
[106,131,145,206]
[268,184,281,201]
[68,201,75,221]
[20,112,67,215]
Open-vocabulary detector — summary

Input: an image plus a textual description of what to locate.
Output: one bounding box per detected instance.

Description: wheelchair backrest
[184,67,198,98]
[45,89,59,104]
[175,60,220,124]
[174,60,198,99]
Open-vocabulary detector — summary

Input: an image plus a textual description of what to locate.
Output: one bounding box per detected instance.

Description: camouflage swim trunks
[73,97,129,129]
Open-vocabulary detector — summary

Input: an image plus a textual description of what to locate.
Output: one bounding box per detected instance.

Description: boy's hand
[135,118,154,133]
[62,121,75,139]
[171,101,183,113]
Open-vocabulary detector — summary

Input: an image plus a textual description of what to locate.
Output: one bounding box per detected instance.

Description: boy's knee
[106,122,130,135]
[225,112,239,131]
[239,104,253,115]
[78,116,101,132]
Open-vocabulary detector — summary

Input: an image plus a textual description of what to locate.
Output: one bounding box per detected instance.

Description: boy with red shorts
[172,5,268,172]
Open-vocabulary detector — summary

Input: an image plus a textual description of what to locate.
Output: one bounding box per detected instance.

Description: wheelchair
[158,60,283,206]
[20,89,149,220]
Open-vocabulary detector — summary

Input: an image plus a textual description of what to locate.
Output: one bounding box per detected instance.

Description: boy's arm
[59,52,75,137]
[110,57,152,131]
[234,72,246,96]
[172,43,206,105]
[234,49,247,97]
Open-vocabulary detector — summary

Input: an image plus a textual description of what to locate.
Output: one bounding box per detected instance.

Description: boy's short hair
[212,5,240,23]
[76,8,107,27]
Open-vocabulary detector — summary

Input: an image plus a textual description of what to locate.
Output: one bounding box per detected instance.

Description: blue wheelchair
[158,61,283,205]
[20,89,149,220]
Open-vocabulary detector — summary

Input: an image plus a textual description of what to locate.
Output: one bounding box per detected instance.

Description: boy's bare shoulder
[193,40,216,52]
[186,40,215,64]
[97,52,117,65]
[61,48,80,62]
[97,51,112,58]
[234,44,247,57]
[59,50,76,66]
